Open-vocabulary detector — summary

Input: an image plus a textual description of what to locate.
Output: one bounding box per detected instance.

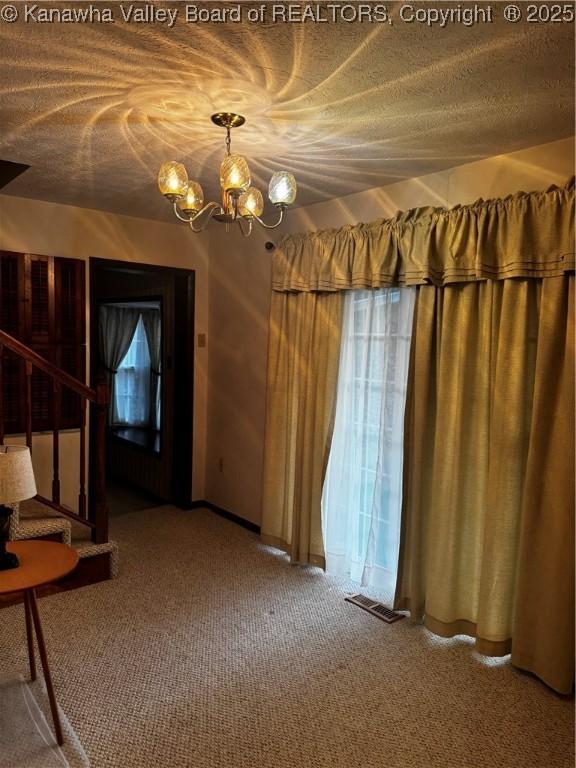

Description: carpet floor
[0,673,89,767]
[0,504,573,768]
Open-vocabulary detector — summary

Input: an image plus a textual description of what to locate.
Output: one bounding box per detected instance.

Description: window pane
[322,288,415,599]
[115,316,151,427]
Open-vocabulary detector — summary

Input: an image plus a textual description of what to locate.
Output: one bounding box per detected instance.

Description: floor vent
[345,594,405,624]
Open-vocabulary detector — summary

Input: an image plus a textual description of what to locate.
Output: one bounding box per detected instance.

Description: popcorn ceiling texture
[0,16,573,220]
[0,504,573,768]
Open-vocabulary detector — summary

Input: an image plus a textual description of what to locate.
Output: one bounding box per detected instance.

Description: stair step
[18,497,61,520]
[74,540,119,578]
[11,499,119,584]
[15,520,119,578]
[1,497,120,603]
[13,521,119,579]
[15,517,72,546]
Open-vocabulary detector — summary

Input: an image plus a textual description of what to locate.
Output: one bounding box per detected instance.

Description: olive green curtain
[263,180,574,693]
[511,276,575,693]
[273,181,574,292]
[261,291,344,565]
[394,276,574,694]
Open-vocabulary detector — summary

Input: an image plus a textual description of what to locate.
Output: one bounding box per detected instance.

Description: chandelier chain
[225,126,231,156]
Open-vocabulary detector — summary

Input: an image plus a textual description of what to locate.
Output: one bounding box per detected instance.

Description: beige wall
[3,433,82,512]
[205,136,575,526]
[0,195,211,503]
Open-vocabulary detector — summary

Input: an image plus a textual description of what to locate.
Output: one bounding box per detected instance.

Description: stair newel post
[51,380,61,504]
[0,343,4,444]
[25,360,33,453]
[78,398,87,519]
[90,380,109,544]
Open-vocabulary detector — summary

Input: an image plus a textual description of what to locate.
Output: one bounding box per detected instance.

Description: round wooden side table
[0,540,79,745]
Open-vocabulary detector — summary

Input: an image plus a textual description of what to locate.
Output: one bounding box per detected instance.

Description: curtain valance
[273,179,575,292]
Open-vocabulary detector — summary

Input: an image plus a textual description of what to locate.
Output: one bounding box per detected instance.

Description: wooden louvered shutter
[55,257,85,426]
[0,253,26,433]
[0,251,86,433]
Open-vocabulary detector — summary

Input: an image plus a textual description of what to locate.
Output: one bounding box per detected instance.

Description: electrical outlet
[218,457,224,472]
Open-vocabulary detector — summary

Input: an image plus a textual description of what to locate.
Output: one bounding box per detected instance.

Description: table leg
[23,590,36,681]
[28,588,64,746]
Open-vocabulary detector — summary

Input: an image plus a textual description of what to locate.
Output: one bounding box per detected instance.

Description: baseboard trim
[186,500,261,534]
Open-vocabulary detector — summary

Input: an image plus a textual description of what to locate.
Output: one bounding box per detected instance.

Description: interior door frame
[89,257,195,507]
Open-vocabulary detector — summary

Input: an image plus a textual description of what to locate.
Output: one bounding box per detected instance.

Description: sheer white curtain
[114,315,151,427]
[322,288,415,599]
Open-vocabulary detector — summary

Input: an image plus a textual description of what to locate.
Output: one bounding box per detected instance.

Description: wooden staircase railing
[0,330,109,544]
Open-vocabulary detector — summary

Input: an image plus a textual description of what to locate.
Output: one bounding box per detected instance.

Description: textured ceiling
[0,2,573,221]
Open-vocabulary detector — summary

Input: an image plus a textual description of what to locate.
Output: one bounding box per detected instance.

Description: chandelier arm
[172,203,193,223]
[237,218,253,238]
[193,201,224,219]
[189,218,210,234]
[253,207,285,230]
[189,202,223,233]
[172,201,223,229]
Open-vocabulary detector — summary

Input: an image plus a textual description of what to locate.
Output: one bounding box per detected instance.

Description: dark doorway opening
[90,258,195,509]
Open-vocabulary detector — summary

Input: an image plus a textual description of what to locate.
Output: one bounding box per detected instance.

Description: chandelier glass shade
[176,181,204,214]
[158,113,297,236]
[238,187,264,218]
[157,161,188,200]
[269,171,297,206]
[220,154,251,193]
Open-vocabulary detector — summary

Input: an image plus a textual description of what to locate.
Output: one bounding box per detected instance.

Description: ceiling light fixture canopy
[158,112,297,236]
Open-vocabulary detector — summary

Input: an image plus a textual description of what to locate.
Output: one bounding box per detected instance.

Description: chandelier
[157,112,297,236]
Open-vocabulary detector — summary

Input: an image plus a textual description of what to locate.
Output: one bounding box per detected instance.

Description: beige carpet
[0,673,89,767]
[0,505,573,768]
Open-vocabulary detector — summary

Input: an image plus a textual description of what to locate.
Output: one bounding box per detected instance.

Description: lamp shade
[220,154,250,193]
[238,186,264,218]
[268,171,297,206]
[157,161,188,200]
[0,446,37,505]
[177,181,204,214]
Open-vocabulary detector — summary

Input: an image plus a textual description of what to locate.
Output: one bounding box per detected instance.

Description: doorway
[90,258,195,509]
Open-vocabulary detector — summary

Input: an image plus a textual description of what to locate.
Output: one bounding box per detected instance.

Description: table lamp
[0,445,37,570]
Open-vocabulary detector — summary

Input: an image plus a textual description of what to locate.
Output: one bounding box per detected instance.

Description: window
[99,301,162,454]
[321,288,415,599]
[115,315,152,427]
